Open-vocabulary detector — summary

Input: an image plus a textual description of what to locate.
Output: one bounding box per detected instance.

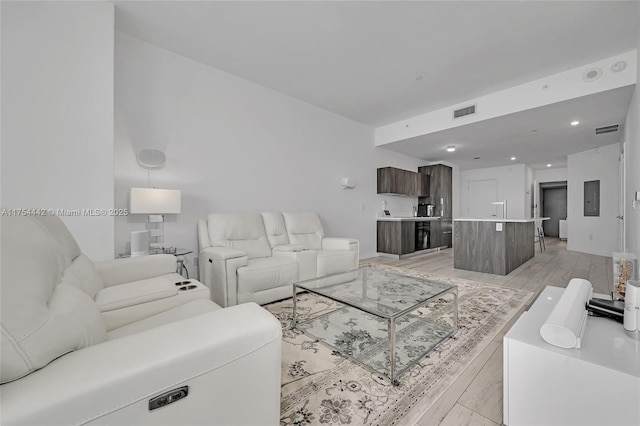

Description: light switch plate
[496,223,503,232]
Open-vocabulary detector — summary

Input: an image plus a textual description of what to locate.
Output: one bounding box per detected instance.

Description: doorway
[541,182,568,238]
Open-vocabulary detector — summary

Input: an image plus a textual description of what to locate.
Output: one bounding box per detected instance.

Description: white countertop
[454,217,550,223]
[377,216,441,222]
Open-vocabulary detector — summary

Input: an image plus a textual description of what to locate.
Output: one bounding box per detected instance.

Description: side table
[170,248,193,278]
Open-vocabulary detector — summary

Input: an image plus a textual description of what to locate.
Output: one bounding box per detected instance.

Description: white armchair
[1,216,282,425]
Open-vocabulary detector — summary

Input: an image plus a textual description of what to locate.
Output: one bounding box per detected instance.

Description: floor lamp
[129,187,182,255]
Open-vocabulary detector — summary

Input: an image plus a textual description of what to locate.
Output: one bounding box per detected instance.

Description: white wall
[535,168,568,184]
[1,2,115,260]
[459,164,527,219]
[623,30,640,256]
[114,34,425,266]
[567,143,620,257]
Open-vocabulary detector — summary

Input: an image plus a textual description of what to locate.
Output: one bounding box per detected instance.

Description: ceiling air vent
[595,124,619,135]
[453,104,476,119]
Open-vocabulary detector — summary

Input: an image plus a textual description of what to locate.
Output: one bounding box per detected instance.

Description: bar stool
[537,226,546,252]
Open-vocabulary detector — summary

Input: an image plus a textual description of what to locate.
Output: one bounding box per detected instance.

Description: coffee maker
[417,204,435,217]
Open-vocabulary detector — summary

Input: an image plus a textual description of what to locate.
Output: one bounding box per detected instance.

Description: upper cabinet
[377,167,429,197]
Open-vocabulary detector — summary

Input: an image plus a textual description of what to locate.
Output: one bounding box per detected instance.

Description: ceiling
[114,1,640,169]
[382,86,635,170]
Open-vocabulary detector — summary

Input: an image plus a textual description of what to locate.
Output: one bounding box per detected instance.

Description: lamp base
[131,230,149,257]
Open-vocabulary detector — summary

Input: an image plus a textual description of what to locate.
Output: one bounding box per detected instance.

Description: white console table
[504,286,640,425]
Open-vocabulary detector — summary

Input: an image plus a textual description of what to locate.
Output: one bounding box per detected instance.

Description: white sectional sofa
[1,215,282,425]
[198,212,359,307]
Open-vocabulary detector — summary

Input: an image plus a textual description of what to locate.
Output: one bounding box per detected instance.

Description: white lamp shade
[129,188,181,214]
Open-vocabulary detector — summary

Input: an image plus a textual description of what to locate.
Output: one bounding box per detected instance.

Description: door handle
[616,215,624,220]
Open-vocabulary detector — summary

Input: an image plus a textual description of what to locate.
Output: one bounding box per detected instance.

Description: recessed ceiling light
[510,156,516,161]
[570,121,580,126]
[446,146,456,152]
[582,67,602,82]
[547,164,552,168]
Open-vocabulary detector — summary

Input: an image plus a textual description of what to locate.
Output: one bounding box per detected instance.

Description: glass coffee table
[292,267,458,384]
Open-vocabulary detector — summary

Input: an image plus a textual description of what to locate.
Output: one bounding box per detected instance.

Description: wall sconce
[341,177,356,189]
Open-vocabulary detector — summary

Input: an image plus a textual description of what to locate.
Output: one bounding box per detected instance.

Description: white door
[468,179,498,218]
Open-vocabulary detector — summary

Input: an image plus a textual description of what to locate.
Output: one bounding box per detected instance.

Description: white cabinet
[504,286,640,426]
[559,219,567,240]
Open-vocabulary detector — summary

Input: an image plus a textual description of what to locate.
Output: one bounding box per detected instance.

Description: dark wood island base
[453,219,535,275]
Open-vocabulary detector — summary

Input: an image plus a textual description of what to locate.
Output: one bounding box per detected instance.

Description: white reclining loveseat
[1,216,281,425]
[198,212,359,307]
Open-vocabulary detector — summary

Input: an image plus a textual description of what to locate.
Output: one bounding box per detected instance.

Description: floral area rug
[265,263,533,426]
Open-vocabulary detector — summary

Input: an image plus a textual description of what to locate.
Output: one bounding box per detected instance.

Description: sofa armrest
[199,246,246,261]
[322,237,359,251]
[1,303,282,426]
[273,248,317,281]
[94,255,177,287]
[199,247,248,307]
[322,238,359,270]
[272,244,308,252]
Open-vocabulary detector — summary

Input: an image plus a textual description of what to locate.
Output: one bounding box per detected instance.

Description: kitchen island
[453,218,535,275]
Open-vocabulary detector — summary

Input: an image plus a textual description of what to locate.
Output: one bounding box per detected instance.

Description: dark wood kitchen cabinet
[377,221,415,255]
[377,167,429,197]
[416,173,430,197]
[430,220,441,249]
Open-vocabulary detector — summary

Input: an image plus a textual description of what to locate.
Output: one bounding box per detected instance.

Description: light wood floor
[361,238,613,426]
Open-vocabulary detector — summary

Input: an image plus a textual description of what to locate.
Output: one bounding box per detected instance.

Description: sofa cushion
[237,257,298,294]
[261,212,290,247]
[207,213,272,259]
[1,217,107,384]
[317,250,357,277]
[107,299,220,339]
[282,212,325,250]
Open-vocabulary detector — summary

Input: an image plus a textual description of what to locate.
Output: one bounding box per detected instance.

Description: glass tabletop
[295,267,457,319]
